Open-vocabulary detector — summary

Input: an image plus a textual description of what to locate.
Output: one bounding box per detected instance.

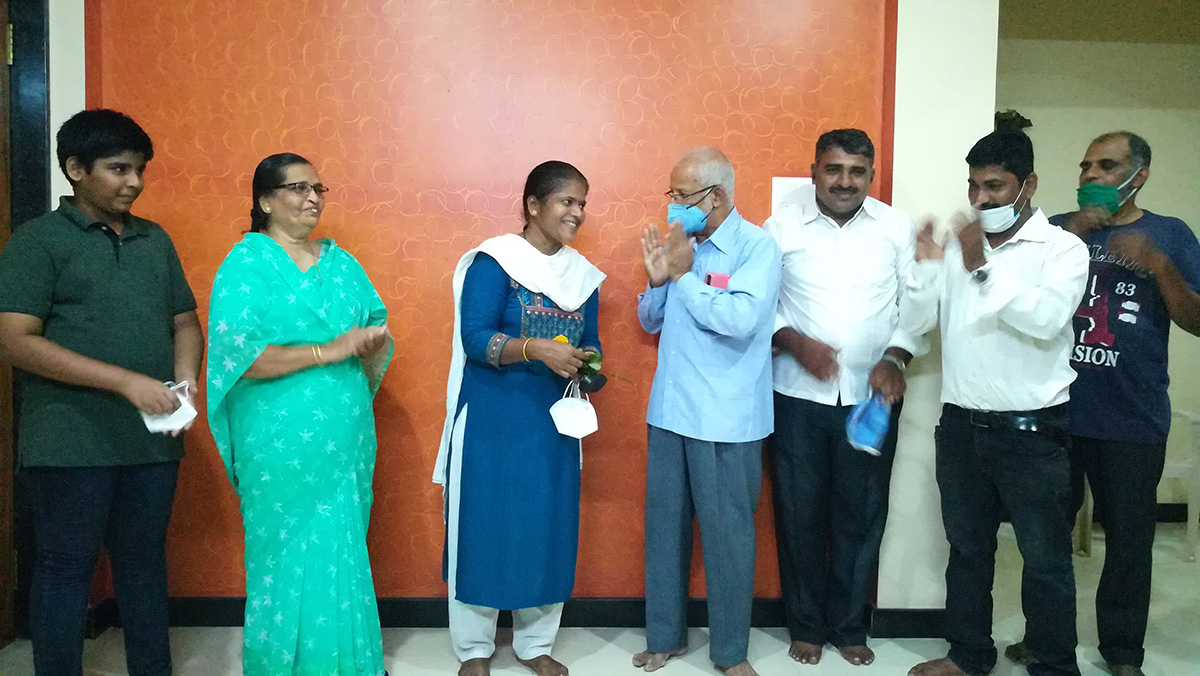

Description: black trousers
[1069,436,1166,668]
[936,404,1079,676]
[25,461,179,676]
[767,393,900,647]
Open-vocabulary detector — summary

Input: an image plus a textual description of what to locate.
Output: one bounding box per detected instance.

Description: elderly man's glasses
[273,181,329,197]
[664,184,718,204]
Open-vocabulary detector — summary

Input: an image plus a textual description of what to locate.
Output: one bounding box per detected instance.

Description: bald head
[674,146,736,203]
[668,147,736,241]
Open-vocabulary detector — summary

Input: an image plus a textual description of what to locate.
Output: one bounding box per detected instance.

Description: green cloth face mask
[1077,167,1141,215]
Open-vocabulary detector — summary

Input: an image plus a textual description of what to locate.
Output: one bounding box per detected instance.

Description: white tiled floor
[2,524,1197,675]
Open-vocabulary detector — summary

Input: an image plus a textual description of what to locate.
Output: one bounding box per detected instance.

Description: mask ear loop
[1116,166,1143,210]
[1011,177,1029,215]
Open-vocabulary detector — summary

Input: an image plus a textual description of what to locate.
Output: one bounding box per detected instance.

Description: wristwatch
[971,264,990,284]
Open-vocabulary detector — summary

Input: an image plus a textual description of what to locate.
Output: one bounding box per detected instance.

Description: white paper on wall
[771,176,813,214]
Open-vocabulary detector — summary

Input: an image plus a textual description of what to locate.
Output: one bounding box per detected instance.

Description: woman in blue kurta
[434,161,605,676]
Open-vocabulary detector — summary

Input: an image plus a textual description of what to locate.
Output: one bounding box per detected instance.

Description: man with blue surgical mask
[903,131,1089,676]
[633,147,781,676]
[1005,132,1200,676]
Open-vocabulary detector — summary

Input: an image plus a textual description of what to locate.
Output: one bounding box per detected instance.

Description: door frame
[6,0,51,641]
[0,0,13,648]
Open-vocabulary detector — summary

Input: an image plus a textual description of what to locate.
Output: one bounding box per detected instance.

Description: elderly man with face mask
[763,128,926,668]
[1004,132,1200,676]
[632,146,781,676]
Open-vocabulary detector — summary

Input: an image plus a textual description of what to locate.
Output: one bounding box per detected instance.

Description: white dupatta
[432,233,606,485]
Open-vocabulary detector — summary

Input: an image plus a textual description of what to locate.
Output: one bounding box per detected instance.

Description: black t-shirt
[1051,210,1200,443]
[0,197,197,466]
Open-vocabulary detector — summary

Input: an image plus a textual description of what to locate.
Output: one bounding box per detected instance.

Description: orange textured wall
[88,0,893,599]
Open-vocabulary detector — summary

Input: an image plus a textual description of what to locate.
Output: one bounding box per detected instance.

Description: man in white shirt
[904,131,1089,676]
[764,128,924,668]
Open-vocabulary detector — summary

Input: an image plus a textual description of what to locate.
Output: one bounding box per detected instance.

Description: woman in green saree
[207,153,393,675]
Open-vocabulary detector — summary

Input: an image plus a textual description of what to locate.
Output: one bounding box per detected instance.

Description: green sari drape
[207,233,392,676]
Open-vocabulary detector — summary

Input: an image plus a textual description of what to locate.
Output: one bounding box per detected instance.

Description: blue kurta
[447,252,601,609]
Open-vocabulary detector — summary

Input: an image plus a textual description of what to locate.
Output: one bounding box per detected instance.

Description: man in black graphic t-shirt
[1007,131,1200,676]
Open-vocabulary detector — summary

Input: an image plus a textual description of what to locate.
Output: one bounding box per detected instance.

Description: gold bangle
[522,338,532,362]
[312,344,325,365]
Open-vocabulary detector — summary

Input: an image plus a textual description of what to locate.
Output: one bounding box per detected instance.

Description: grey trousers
[644,425,763,667]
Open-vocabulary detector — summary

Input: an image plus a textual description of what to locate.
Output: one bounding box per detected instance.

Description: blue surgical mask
[667,203,710,234]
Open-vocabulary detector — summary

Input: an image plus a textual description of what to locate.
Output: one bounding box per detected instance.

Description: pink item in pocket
[704,272,731,289]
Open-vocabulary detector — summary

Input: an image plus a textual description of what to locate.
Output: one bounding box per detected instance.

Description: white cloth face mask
[974,179,1028,234]
[141,381,197,433]
[549,380,598,439]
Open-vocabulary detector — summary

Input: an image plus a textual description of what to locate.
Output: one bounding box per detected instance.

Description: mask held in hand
[549,380,598,439]
[845,392,891,456]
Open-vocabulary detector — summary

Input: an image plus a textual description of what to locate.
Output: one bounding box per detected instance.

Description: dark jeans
[766,393,900,647]
[25,461,179,676]
[1070,436,1166,668]
[936,405,1079,676]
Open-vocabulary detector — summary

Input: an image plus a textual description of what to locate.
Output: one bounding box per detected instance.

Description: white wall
[877,0,1001,610]
[997,39,1200,501]
[48,0,87,205]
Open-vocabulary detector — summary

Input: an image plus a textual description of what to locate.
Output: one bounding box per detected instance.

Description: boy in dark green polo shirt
[0,109,203,676]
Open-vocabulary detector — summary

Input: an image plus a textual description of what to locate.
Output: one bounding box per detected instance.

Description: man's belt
[944,403,1070,449]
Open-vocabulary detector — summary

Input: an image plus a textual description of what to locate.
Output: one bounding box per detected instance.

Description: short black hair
[966,130,1034,182]
[522,160,588,221]
[56,109,154,181]
[815,128,875,164]
[250,153,313,232]
[1092,131,1152,169]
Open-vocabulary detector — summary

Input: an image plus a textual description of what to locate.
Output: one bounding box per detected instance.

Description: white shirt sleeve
[888,218,929,357]
[763,214,791,335]
[901,258,943,339]
[964,236,1090,341]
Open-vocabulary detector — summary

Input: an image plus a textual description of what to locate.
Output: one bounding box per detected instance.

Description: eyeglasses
[664,184,718,204]
[272,181,330,197]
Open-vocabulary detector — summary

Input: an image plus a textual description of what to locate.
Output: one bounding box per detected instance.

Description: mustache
[830,187,859,195]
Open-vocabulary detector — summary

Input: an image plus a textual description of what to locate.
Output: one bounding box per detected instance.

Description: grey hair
[680,146,736,202]
[1093,131,1152,170]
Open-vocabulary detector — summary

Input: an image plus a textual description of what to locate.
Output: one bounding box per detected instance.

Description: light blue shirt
[638,208,782,443]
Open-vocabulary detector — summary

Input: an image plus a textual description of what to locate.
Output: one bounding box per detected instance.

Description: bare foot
[788,641,822,664]
[517,654,568,676]
[908,657,967,676]
[459,657,491,676]
[718,661,759,676]
[1004,641,1036,666]
[838,644,875,666]
[632,648,687,672]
